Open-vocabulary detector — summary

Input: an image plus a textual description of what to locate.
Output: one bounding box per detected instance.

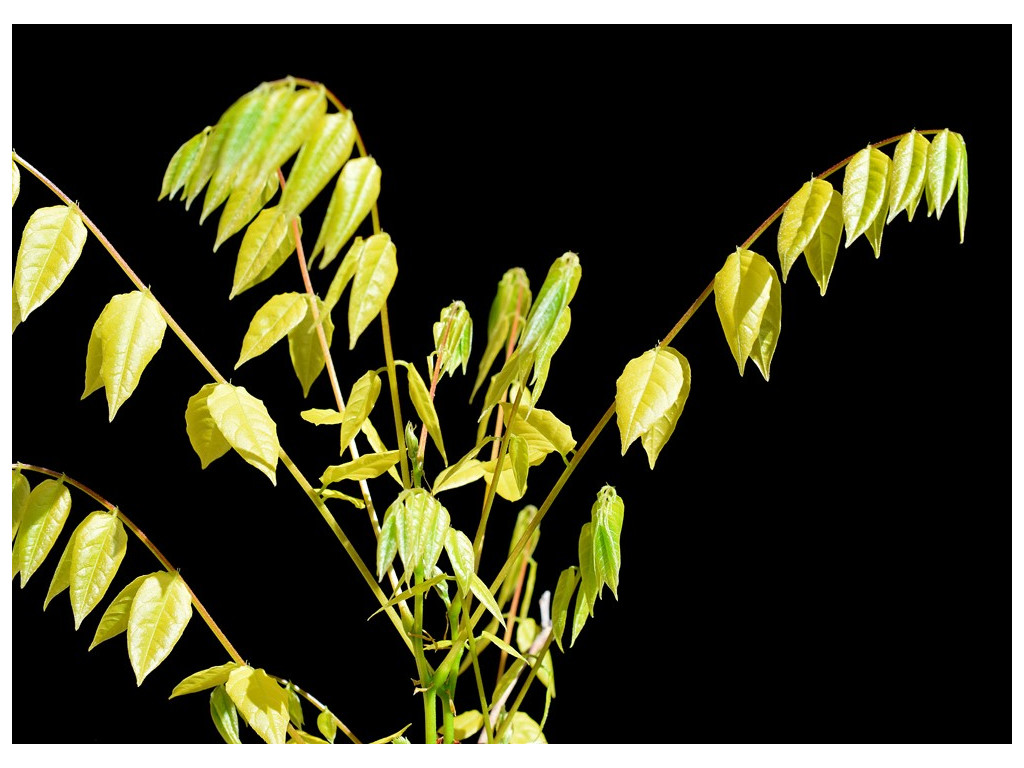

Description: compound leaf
[159,128,211,202]
[128,571,193,685]
[14,204,88,321]
[926,128,964,221]
[280,110,357,220]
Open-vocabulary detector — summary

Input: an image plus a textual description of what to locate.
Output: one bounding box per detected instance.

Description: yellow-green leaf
[13,158,21,205]
[578,522,599,613]
[887,130,930,223]
[225,665,290,745]
[250,212,300,292]
[640,348,691,469]
[803,189,844,296]
[407,362,447,465]
[433,300,474,379]
[926,129,963,221]
[392,489,451,577]
[230,207,290,299]
[508,434,529,496]
[472,267,532,402]
[443,710,484,741]
[432,443,490,495]
[82,319,103,399]
[865,195,887,260]
[521,407,575,459]
[317,709,337,743]
[70,511,127,629]
[210,685,242,744]
[777,177,834,282]
[480,630,527,663]
[89,291,168,421]
[507,712,546,744]
[443,528,475,598]
[300,407,343,425]
[842,146,891,247]
[43,526,74,610]
[714,248,781,379]
[320,451,401,485]
[12,470,30,542]
[287,731,331,745]
[170,662,241,699]
[377,495,402,580]
[128,571,193,685]
[480,457,527,503]
[339,370,381,454]
[530,305,570,404]
[89,574,148,650]
[320,489,366,508]
[185,383,231,469]
[368,572,448,619]
[286,684,304,728]
[615,347,686,456]
[481,350,526,418]
[280,110,357,219]
[314,157,382,269]
[13,291,21,333]
[551,566,578,652]
[570,585,590,647]
[14,204,88,321]
[957,133,968,244]
[13,479,71,587]
[361,417,402,486]
[159,128,211,201]
[206,383,280,484]
[348,233,397,349]
[323,237,363,311]
[236,292,308,368]
[471,572,505,629]
[288,296,334,398]
[591,486,624,600]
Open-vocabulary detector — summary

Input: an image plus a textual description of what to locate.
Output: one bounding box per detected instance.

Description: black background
[11,26,1008,744]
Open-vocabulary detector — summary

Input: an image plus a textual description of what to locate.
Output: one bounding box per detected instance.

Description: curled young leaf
[714,248,781,380]
[14,204,88,322]
[518,252,581,363]
[433,300,474,379]
[128,571,193,685]
[472,267,532,402]
[590,485,624,600]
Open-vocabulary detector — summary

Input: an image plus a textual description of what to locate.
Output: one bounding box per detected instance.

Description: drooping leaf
[507,434,529,496]
[12,158,20,205]
[957,132,969,244]
[802,189,844,296]
[640,348,691,469]
[591,486,624,599]
[128,571,193,685]
[530,306,571,404]
[82,318,104,399]
[481,630,528,663]
[480,458,527,503]
[210,684,242,744]
[13,291,21,333]
[323,237,363,311]
[13,479,71,587]
[577,521,599,614]
[43,525,74,610]
[516,616,539,653]
[377,494,403,580]
[714,248,781,379]
[842,146,891,247]
[516,407,575,460]
[286,683,305,728]
[89,574,148,650]
[226,665,290,745]
[206,383,280,484]
[498,505,540,607]
[70,511,127,628]
[446,710,484,741]
[888,130,930,223]
[615,347,686,456]
[348,233,397,349]
[777,177,834,282]
[288,730,331,745]
[14,204,88,321]
[314,157,382,269]
[185,383,231,469]
[470,572,505,629]
[300,407,343,425]
[551,566,578,652]
[320,489,366,508]
[89,291,168,421]
[280,110,357,219]
[407,362,447,464]
[230,207,290,299]
[317,709,337,743]
[444,528,475,597]
[517,253,581,365]
[249,212,300,291]
[570,585,590,647]
[433,300,474,379]
[170,662,241,698]
[481,350,526,417]
[361,417,402,485]
[926,128,964,221]
[12,470,30,542]
[506,712,546,744]
[391,489,451,577]
[865,195,887,260]
[236,292,308,368]
[339,370,382,453]
[472,267,532,402]
[320,451,402,485]
[368,572,449,619]
[159,127,211,201]
[288,296,334,398]
[432,440,491,495]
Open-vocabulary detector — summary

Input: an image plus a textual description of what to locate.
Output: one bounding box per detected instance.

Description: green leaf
[82,318,103,399]
[286,683,304,728]
[348,233,398,349]
[887,130,930,224]
[444,710,484,741]
[516,406,575,460]
[86,291,168,421]
[591,486,624,599]
[570,585,590,647]
[320,489,366,508]
[842,146,891,247]
[481,351,526,417]
[377,494,402,580]
[230,207,290,299]
[957,133,969,243]
[516,616,539,653]
[70,511,127,629]
[159,127,211,201]
[444,528,475,597]
[13,158,20,205]
[470,572,505,629]
[432,441,491,495]
[13,479,71,587]
[518,252,581,363]
[777,177,834,282]
[339,370,382,454]
[530,306,570,404]
[481,630,527,663]
[640,348,691,469]
[361,417,402,486]
[14,204,88,321]
[433,300,474,379]
[551,566,578,652]
[210,685,242,744]
[314,157,382,269]
[12,470,30,542]
[578,521,599,613]
[170,662,241,698]
[320,451,401,485]
[714,248,782,379]
[280,110,357,219]
[226,665,290,745]
[865,194,887,260]
[236,292,308,368]
[926,129,964,221]
[128,571,193,685]
[89,574,148,650]
[301,407,343,425]
[288,730,330,745]
[368,572,448,619]
[506,712,547,744]
[407,362,447,465]
[185,383,231,469]
[207,383,280,484]
[323,237,363,311]
[802,189,844,296]
[472,267,531,401]
[615,347,686,456]
[43,525,73,610]
[393,489,451,577]
[508,434,529,496]
[317,709,337,743]
[499,505,541,606]
[288,296,334,398]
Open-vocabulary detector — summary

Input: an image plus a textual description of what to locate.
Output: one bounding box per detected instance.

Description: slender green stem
[493,633,554,744]
[269,676,361,744]
[440,689,455,744]
[473,385,525,568]
[466,620,496,744]
[423,688,437,744]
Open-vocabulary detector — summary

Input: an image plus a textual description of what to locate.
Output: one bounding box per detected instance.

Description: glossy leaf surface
[472,267,531,401]
[777,177,834,282]
[323,237,362,310]
[314,157,382,269]
[714,248,781,379]
[448,710,484,741]
[471,572,505,628]
[14,205,88,321]
[443,528,475,597]
[591,486,624,599]
[551,566,578,652]
[236,292,308,368]
[12,158,20,205]
[43,525,73,610]
[128,571,193,685]
[640,348,691,469]
[348,233,397,349]
[926,129,964,221]
[517,252,580,360]
[803,189,844,295]
[317,709,337,743]
[171,662,241,698]
[280,110,356,219]
[578,522,599,613]
[320,451,401,484]
[888,130,930,223]
[300,407,343,425]
[230,207,290,298]
[432,440,491,494]
[433,300,473,379]
[407,362,447,464]
[957,132,969,243]
[530,306,571,403]
[89,574,148,650]
[12,470,30,542]
[185,383,231,469]
[226,665,290,744]
[159,128,210,201]
[338,370,381,453]
[571,586,590,647]
[842,146,891,246]
[288,296,334,397]
[206,383,280,484]
[14,480,71,586]
[210,685,242,744]
[615,347,686,456]
[507,712,546,744]
[70,511,127,628]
